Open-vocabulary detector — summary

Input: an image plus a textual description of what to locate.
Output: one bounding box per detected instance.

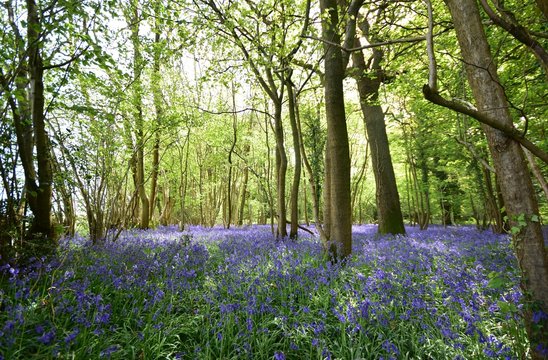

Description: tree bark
[443,1,548,356]
[27,0,54,247]
[320,0,352,260]
[351,38,405,235]
[524,147,548,202]
[149,9,162,224]
[274,101,288,238]
[286,77,301,239]
[536,0,548,20]
[130,0,149,229]
[298,105,325,238]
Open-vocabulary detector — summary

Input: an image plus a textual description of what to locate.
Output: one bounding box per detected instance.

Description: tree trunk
[27,0,54,248]
[287,78,301,239]
[351,42,405,235]
[149,11,163,224]
[444,0,548,356]
[524,147,548,202]
[536,0,548,20]
[274,101,288,238]
[238,166,249,226]
[303,175,309,226]
[297,104,324,237]
[320,0,352,260]
[323,140,332,244]
[130,0,149,229]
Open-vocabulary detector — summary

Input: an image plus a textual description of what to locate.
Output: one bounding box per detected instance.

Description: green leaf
[487,272,508,289]
[497,300,517,314]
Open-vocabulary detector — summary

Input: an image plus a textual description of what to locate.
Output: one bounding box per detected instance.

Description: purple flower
[100,345,120,358]
[38,330,56,345]
[536,343,548,357]
[273,351,286,360]
[64,328,79,345]
[532,310,548,324]
[382,340,399,356]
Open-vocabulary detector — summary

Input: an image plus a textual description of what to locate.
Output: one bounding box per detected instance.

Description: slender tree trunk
[296,102,324,237]
[287,78,301,239]
[27,0,54,247]
[149,12,163,224]
[320,0,352,260]
[482,166,505,233]
[274,101,288,238]
[263,109,275,233]
[444,1,548,356]
[323,141,332,243]
[226,83,239,229]
[303,175,309,226]
[350,145,368,218]
[238,166,249,226]
[130,0,149,229]
[524,147,548,202]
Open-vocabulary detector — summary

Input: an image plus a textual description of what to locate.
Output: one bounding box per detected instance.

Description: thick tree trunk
[352,44,405,235]
[320,0,352,260]
[287,79,301,239]
[536,0,548,20]
[444,1,548,357]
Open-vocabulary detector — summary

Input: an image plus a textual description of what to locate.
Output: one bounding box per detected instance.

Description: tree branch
[424,0,437,92]
[303,34,426,52]
[423,85,548,164]
[43,44,90,70]
[455,137,496,172]
[479,0,548,79]
[341,0,364,69]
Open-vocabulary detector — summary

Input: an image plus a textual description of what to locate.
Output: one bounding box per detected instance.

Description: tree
[320,0,352,260]
[1,0,96,255]
[198,0,289,237]
[350,13,405,235]
[426,0,548,356]
[127,0,150,229]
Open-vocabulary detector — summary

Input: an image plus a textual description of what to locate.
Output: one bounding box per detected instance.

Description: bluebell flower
[532,310,548,324]
[64,328,79,345]
[38,330,56,345]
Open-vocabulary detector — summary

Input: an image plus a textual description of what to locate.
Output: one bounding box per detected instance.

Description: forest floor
[0,224,538,359]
